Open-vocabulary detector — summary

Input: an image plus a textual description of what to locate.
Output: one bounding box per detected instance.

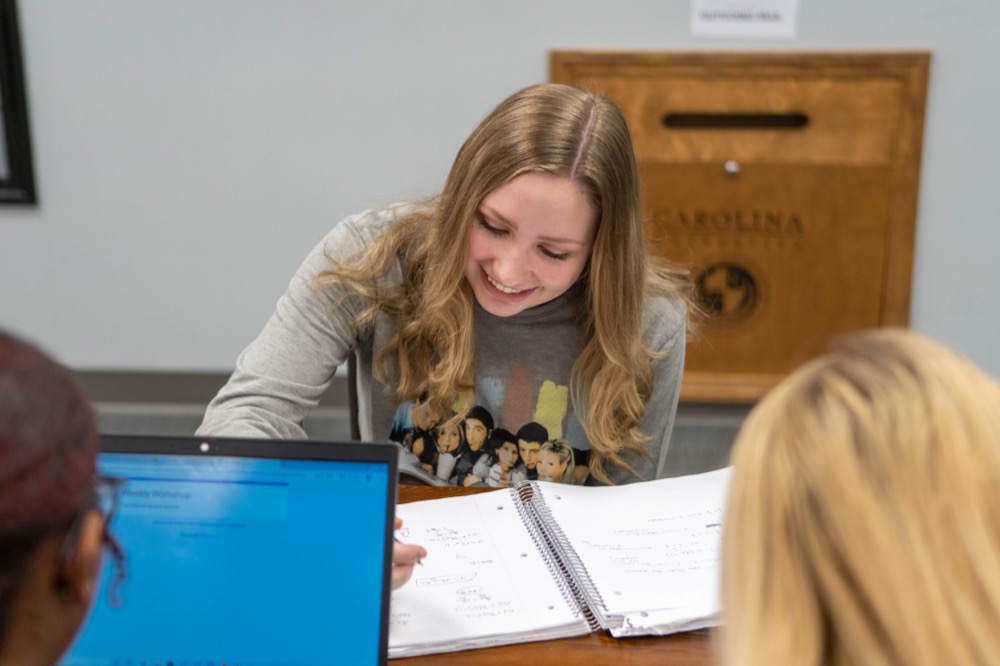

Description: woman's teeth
[487,275,524,294]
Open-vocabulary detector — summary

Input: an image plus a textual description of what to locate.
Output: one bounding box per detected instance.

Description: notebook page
[534,467,732,629]
[388,490,587,657]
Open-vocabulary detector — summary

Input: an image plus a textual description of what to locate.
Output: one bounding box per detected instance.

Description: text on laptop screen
[63,452,393,666]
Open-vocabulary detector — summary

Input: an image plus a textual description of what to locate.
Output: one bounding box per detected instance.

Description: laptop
[62,434,399,666]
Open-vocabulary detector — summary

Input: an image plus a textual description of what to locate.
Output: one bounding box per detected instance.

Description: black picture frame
[0,0,35,203]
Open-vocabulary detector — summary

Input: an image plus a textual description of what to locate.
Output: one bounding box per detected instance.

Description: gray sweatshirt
[197,206,687,484]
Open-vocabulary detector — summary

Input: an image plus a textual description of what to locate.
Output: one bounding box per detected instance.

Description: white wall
[1,1,997,376]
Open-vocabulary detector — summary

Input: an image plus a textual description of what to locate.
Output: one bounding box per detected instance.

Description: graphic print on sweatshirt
[388,364,589,487]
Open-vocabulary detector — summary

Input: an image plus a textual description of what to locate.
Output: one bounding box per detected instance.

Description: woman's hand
[392,517,427,590]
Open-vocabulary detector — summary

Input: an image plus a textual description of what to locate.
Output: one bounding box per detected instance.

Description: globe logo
[696,263,758,325]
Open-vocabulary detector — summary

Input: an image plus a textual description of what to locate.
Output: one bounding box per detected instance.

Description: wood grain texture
[551,51,929,403]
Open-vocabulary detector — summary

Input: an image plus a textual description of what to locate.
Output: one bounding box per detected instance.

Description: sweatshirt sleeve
[196,211,382,439]
[639,295,687,480]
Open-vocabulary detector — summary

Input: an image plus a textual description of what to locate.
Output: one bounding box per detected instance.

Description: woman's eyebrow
[537,234,589,247]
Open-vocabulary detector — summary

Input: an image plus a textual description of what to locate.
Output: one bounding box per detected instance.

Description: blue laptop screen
[63,452,393,666]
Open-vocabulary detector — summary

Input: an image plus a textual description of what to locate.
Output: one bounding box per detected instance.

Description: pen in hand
[395,537,424,566]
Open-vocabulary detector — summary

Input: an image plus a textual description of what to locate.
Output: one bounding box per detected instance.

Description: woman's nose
[491,247,529,287]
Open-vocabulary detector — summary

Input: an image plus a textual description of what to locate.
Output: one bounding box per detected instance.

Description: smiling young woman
[465,172,597,317]
[198,83,693,487]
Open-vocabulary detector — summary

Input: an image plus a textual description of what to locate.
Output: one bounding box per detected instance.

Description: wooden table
[395,485,713,665]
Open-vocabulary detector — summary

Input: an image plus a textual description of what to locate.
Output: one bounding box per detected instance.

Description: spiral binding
[512,481,603,631]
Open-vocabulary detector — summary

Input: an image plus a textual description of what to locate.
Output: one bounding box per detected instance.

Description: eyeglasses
[60,474,129,607]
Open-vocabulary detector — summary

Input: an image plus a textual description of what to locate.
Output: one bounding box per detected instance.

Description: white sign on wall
[691,0,800,39]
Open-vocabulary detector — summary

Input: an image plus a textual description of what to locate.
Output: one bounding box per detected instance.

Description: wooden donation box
[551,52,930,402]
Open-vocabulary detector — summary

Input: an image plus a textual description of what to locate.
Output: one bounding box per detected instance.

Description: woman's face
[537,450,567,482]
[437,423,462,453]
[497,442,518,470]
[465,172,597,318]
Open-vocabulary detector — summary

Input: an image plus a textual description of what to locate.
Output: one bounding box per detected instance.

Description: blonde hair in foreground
[315,83,691,484]
[719,328,1000,666]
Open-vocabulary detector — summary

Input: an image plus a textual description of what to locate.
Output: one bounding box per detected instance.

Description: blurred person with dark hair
[0,331,121,665]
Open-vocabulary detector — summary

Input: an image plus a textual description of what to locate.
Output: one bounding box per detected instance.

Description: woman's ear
[56,508,104,605]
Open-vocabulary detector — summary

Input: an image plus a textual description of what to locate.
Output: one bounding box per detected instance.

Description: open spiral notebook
[389,466,732,658]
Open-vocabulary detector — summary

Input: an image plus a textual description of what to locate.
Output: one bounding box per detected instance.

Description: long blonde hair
[719,328,1000,666]
[315,83,690,484]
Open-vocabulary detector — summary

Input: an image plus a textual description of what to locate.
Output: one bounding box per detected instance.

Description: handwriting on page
[537,470,731,613]
[390,492,574,645]
[398,520,516,620]
[410,523,517,618]
[393,583,515,624]
[422,525,489,550]
[582,510,723,575]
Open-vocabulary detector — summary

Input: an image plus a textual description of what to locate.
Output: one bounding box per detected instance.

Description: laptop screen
[62,436,397,666]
